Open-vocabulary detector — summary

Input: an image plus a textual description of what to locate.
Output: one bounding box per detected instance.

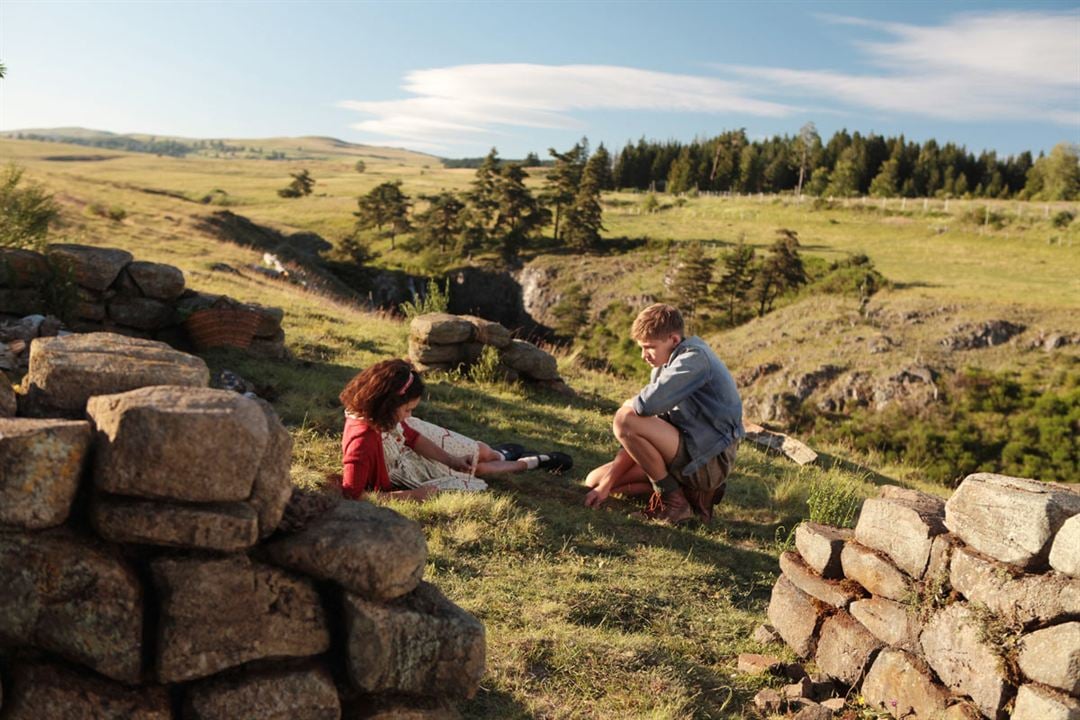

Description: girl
[339,359,571,501]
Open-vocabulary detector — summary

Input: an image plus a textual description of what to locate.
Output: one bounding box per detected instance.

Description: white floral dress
[382,417,488,492]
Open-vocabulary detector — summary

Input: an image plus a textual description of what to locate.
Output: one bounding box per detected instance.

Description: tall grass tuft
[806,473,862,528]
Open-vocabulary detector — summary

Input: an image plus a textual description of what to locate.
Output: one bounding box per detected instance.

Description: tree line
[610,125,1080,201]
[345,143,609,261]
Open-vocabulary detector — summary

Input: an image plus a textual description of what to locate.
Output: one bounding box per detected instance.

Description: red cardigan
[341,417,420,498]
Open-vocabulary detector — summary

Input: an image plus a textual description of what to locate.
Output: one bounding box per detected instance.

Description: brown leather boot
[640,487,694,524]
[686,483,726,524]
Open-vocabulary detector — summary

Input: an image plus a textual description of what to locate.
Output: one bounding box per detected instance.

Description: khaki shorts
[670,438,738,492]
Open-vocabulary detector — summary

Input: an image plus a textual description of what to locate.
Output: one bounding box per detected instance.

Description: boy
[584,304,743,523]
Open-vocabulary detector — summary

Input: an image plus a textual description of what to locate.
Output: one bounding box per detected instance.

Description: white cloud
[725,10,1080,126]
[339,64,794,151]
[341,10,1080,152]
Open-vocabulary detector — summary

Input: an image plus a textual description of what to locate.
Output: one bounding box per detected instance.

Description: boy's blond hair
[631,303,684,341]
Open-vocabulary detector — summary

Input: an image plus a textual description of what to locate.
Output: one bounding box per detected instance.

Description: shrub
[469,345,502,384]
[400,277,450,321]
[0,164,59,250]
[1052,209,1075,228]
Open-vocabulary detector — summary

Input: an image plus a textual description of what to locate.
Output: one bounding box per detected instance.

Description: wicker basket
[183,307,263,350]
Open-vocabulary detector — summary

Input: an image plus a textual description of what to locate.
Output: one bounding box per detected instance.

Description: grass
[2,134,1076,716]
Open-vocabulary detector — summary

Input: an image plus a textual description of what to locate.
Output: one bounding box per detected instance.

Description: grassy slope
[3,136,1076,717]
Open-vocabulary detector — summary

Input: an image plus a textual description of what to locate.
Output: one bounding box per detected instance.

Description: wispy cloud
[340,65,794,151]
[725,10,1080,126]
[341,10,1079,152]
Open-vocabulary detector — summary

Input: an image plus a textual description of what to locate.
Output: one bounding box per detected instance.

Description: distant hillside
[0,127,435,163]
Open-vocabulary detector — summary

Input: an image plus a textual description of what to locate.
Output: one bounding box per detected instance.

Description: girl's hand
[584,486,610,508]
[447,455,474,473]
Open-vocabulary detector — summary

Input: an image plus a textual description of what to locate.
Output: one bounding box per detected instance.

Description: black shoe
[520,451,573,473]
[491,443,525,461]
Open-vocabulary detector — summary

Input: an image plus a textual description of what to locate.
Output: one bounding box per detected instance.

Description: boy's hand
[584,487,609,508]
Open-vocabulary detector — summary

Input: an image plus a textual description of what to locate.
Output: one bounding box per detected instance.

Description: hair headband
[398,371,415,395]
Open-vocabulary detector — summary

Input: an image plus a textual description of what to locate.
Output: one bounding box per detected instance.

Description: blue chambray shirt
[631,335,744,475]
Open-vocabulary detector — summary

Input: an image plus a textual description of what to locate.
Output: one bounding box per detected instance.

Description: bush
[1052,209,1075,228]
[469,345,502,384]
[400,277,450,321]
[88,202,126,222]
[0,164,59,250]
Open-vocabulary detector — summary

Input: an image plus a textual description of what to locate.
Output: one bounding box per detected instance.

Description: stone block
[1,662,169,720]
[862,648,950,719]
[1050,514,1080,578]
[736,653,783,675]
[814,611,883,685]
[752,688,784,714]
[0,418,91,529]
[950,544,1080,626]
[849,598,921,651]
[854,486,947,578]
[0,288,45,315]
[409,339,464,365]
[944,702,984,720]
[248,303,285,337]
[753,623,782,645]
[0,369,15,417]
[410,313,475,344]
[266,498,427,602]
[127,260,185,300]
[921,603,1012,719]
[925,533,956,585]
[0,248,49,287]
[780,551,863,608]
[1013,684,1080,720]
[500,339,560,381]
[462,315,512,349]
[48,243,132,291]
[185,665,340,720]
[767,575,828,658]
[840,542,912,601]
[945,473,1080,570]
[91,495,259,551]
[153,555,330,683]
[22,332,208,418]
[107,296,173,330]
[248,397,294,538]
[88,386,268,503]
[349,697,461,719]
[795,522,851,579]
[0,531,143,683]
[793,702,833,720]
[345,581,485,699]
[1018,623,1080,696]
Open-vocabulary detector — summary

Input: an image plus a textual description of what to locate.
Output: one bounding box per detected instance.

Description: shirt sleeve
[400,420,420,448]
[632,347,711,416]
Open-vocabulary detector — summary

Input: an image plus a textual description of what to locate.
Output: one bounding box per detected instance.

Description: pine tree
[869,158,901,197]
[1024,143,1080,200]
[667,147,695,195]
[562,153,605,250]
[354,180,411,249]
[794,122,820,196]
[718,239,755,326]
[590,143,614,190]
[750,230,807,317]
[414,192,465,253]
[492,164,548,257]
[541,143,585,242]
[826,146,860,197]
[670,242,714,319]
[277,169,315,198]
[462,148,502,250]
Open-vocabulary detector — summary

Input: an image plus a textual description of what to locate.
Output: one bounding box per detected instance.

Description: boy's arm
[632,349,710,416]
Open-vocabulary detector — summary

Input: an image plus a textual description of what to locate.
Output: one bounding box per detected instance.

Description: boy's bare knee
[613,406,637,438]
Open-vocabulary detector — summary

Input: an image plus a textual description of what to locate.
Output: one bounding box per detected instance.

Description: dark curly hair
[339,359,425,431]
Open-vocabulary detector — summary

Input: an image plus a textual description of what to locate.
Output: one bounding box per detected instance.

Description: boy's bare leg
[584,450,653,507]
[612,405,680,484]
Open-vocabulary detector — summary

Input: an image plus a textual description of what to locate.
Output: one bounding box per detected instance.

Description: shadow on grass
[458,689,535,720]
[816,451,897,486]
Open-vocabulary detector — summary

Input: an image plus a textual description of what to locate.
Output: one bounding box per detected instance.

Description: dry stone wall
[409,312,572,394]
[0,332,484,718]
[0,244,287,375]
[767,475,1080,720]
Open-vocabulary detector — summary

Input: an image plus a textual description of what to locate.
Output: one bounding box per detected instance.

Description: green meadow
[2,134,1078,718]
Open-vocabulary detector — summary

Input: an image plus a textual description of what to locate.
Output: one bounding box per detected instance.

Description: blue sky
[1,1,1077,159]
